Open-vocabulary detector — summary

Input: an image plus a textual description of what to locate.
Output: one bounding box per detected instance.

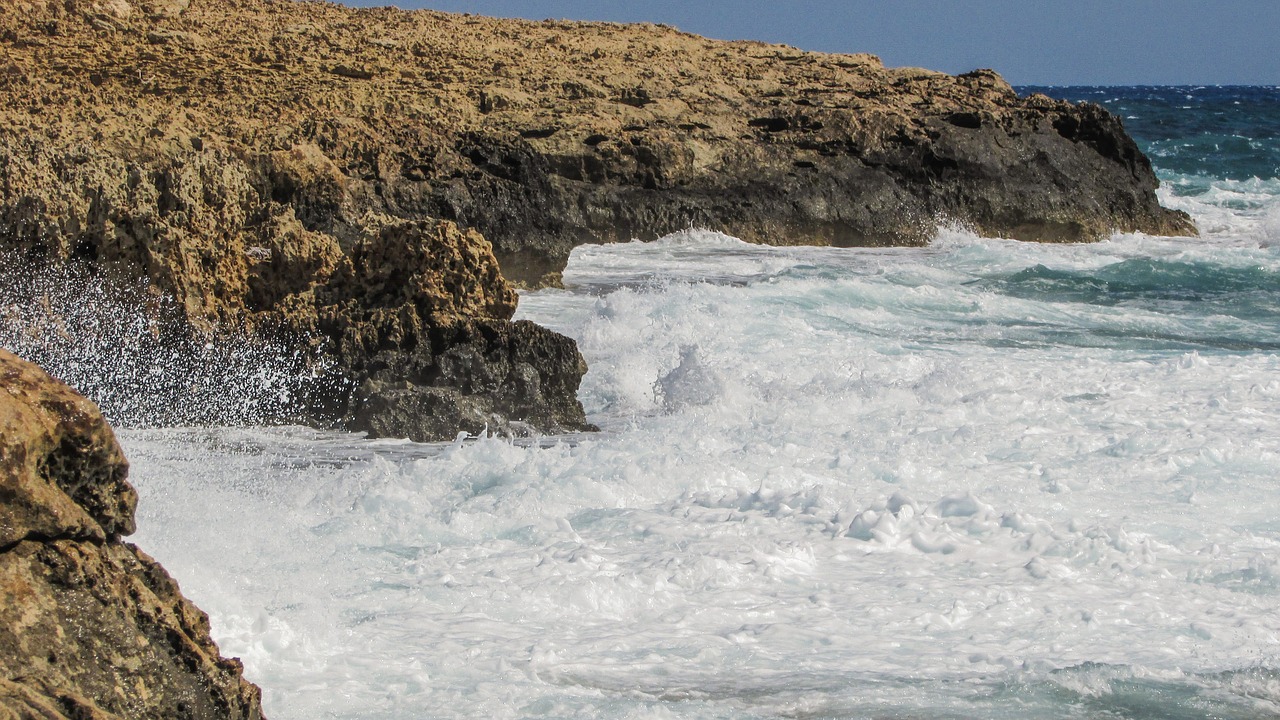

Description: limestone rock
[0,137,589,440]
[0,347,135,548]
[320,219,519,325]
[138,0,188,19]
[349,319,593,441]
[0,0,1191,438]
[0,0,1193,271]
[0,349,264,720]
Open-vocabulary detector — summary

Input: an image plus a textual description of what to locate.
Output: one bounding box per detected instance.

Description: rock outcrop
[0,348,264,720]
[0,0,1192,438]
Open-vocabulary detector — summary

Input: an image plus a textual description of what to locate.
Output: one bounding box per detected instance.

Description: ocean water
[59,87,1280,718]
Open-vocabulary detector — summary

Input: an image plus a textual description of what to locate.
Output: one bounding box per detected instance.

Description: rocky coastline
[0,0,1193,441]
[0,1,1204,715]
[0,349,264,719]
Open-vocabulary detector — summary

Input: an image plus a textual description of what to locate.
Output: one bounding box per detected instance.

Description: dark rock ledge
[0,0,1193,441]
[0,348,265,720]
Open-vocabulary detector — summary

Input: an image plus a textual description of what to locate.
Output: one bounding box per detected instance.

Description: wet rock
[350,319,593,440]
[0,138,589,440]
[0,349,264,720]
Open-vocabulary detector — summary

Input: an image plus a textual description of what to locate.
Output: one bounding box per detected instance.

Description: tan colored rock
[0,0,1190,439]
[0,346,135,548]
[0,0,1193,278]
[0,350,265,719]
[138,0,187,19]
[88,0,132,21]
[0,133,585,440]
[333,219,518,324]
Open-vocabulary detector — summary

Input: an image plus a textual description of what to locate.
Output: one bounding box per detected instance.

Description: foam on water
[120,221,1280,718]
[99,86,1280,718]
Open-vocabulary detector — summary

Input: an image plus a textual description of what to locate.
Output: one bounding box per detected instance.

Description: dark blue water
[1021,85,1280,185]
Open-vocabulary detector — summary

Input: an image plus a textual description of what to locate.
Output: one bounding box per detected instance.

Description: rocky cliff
[0,349,264,719]
[0,0,1193,438]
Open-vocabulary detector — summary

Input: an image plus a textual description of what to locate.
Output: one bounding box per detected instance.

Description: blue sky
[343,0,1279,86]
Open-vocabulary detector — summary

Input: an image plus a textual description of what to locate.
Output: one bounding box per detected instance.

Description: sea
[16,86,1280,718]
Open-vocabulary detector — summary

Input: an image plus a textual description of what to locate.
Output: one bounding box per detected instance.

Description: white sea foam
[1159,175,1280,244]
[120,198,1280,717]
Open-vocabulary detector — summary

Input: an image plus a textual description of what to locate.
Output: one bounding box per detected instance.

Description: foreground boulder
[0,0,1191,437]
[0,349,264,719]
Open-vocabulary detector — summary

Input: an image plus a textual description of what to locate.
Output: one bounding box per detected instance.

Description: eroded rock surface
[0,0,1190,438]
[0,348,264,720]
[0,133,591,440]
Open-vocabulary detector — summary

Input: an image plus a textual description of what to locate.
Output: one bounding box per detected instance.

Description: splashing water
[0,255,334,427]
[39,86,1280,718]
